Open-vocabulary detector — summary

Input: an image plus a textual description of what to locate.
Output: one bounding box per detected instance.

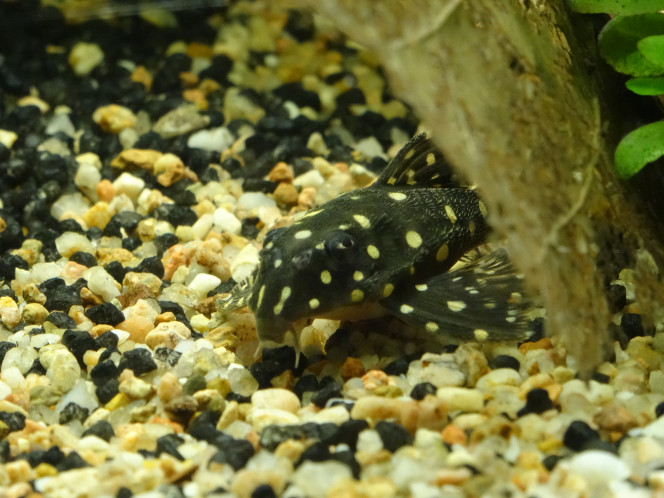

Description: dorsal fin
[376,133,457,188]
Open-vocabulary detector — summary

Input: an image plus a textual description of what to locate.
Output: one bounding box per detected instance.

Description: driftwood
[301,0,664,370]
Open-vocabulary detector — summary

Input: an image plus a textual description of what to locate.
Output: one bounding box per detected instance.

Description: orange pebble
[96,179,115,202]
[341,357,365,380]
[441,423,467,446]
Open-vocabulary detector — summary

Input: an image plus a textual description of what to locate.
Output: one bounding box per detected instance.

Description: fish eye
[324,231,359,266]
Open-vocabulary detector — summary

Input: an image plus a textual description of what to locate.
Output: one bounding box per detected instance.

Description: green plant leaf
[626,76,664,94]
[638,35,664,66]
[615,121,664,178]
[598,14,664,76]
[569,0,664,14]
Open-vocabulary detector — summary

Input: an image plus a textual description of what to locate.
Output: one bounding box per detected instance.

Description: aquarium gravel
[0,1,663,497]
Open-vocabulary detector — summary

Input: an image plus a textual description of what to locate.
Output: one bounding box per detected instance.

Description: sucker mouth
[255,315,293,345]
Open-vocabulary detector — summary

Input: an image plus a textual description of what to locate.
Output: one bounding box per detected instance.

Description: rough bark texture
[300,0,664,370]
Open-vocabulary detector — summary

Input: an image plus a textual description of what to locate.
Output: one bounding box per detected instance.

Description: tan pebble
[116,316,155,344]
[193,199,215,217]
[18,95,50,113]
[22,303,49,325]
[270,370,294,390]
[298,187,316,209]
[183,88,207,110]
[157,372,182,404]
[130,65,153,90]
[268,162,294,183]
[519,373,554,397]
[441,423,467,445]
[164,396,198,424]
[82,202,112,230]
[519,337,552,354]
[119,370,156,400]
[195,295,218,317]
[95,247,134,266]
[273,182,298,206]
[154,153,185,187]
[544,383,562,403]
[361,369,393,391]
[150,415,184,434]
[117,284,155,309]
[123,271,162,295]
[83,349,103,368]
[21,283,46,305]
[155,311,176,324]
[145,321,191,350]
[6,459,35,483]
[61,260,89,281]
[217,400,240,430]
[251,388,300,414]
[275,439,306,462]
[231,469,288,498]
[162,244,188,281]
[96,179,115,202]
[80,287,104,306]
[193,389,225,411]
[207,377,231,397]
[327,477,397,498]
[136,218,156,241]
[0,296,20,329]
[111,148,162,171]
[434,467,472,486]
[92,104,137,134]
[594,403,638,433]
[351,396,410,421]
[402,396,449,432]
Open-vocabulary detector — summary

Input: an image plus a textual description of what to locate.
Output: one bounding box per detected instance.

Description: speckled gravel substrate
[0,2,664,497]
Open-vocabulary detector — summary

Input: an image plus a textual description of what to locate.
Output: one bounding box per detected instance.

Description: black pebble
[295,440,330,467]
[410,382,437,400]
[328,419,369,450]
[0,342,15,365]
[153,203,198,227]
[563,420,601,452]
[336,87,365,107]
[331,448,361,478]
[250,484,277,498]
[240,217,260,239]
[607,284,627,313]
[59,402,89,424]
[517,388,554,417]
[0,288,17,301]
[221,157,242,176]
[375,420,413,452]
[243,178,277,193]
[26,357,46,375]
[259,425,306,452]
[310,380,342,408]
[90,360,120,387]
[57,451,89,471]
[0,253,29,280]
[198,54,233,85]
[104,261,128,284]
[103,211,144,238]
[199,166,219,183]
[118,348,157,376]
[59,218,85,234]
[153,232,179,256]
[116,487,133,498]
[61,329,97,368]
[82,420,115,441]
[0,210,25,252]
[0,410,26,432]
[273,82,321,111]
[0,440,9,463]
[154,347,181,366]
[131,256,164,279]
[210,439,255,470]
[45,311,77,329]
[591,372,610,384]
[621,313,646,339]
[96,378,120,404]
[121,236,142,252]
[43,283,82,312]
[85,302,124,326]
[95,330,119,350]
[69,251,97,267]
[226,391,250,403]
[158,301,190,327]
[156,433,185,460]
[491,355,521,371]
[542,454,562,471]
[293,374,319,399]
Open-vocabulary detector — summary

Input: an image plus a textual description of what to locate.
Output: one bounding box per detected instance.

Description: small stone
[154,153,186,187]
[145,321,192,350]
[273,183,298,207]
[69,42,104,76]
[122,271,162,295]
[119,370,156,400]
[293,169,325,189]
[188,273,222,299]
[153,105,210,138]
[0,296,20,329]
[22,303,49,325]
[563,420,601,452]
[475,368,522,391]
[188,126,234,152]
[92,104,137,134]
[46,349,81,393]
[118,348,157,376]
[55,232,95,258]
[436,387,484,412]
[158,372,183,404]
[112,172,145,202]
[84,267,120,302]
[517,388,554,416]
[374,420,413,452]
[81,420,114,441]
[290,461,352,498]
[212,208,242,235]
[84,302,124,326]
[251,388,300,414]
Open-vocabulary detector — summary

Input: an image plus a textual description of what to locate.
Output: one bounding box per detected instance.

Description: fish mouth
[255,315,294,346]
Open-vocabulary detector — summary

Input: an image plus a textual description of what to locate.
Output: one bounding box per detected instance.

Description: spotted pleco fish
[219,133,532,351]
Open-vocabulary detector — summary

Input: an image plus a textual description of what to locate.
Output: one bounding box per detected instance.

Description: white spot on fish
[445,205,457,224]
[256,285,266,309]
[426,152,436,165]
[406,231,422,248]
[353,271,364,281]
[473,329,489,341]
[383,283,394,297]
[295,230,312,239]
[367,245,380,259]
[447,300,466,312]
[436,244,448,262]
[351,289,364,302]
[479,200,488,217]
[321,270,332,284]
[274,259,282,268]
[388,192,407,201]
[400,304,414,314]
[309,298,320,309]
[426,322,439,332]
[353,214,371,229]
[415,284,428,291]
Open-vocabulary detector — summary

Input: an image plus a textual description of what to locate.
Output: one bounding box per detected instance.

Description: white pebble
[191,213,213,240]
[0,380,11,400]
[212,208,242,235]
[74,163,101,201]
[69,42,104,76]
[188,273,221,299]
[45,113,76,137]
[55,231,95,258]
[187,126,234,152]
[355,136,387,159]
[29,262,63,285]
[0,366,25,391]
[290,461,352,498]
[0,129,18,149]
[293,169,325,189]
[113,172,145,202]
[50,192,91,219]
[228,365,258,397]
[230,244,259,283]
[2,346,37,375]
[357,429,383,452]
[562,450,630,488]
[84,266,120,302]
[55,379,98,414]
[237,192,276,210]
[251,388,300,413]
[475,368,523,392]
[436,387,484,412]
